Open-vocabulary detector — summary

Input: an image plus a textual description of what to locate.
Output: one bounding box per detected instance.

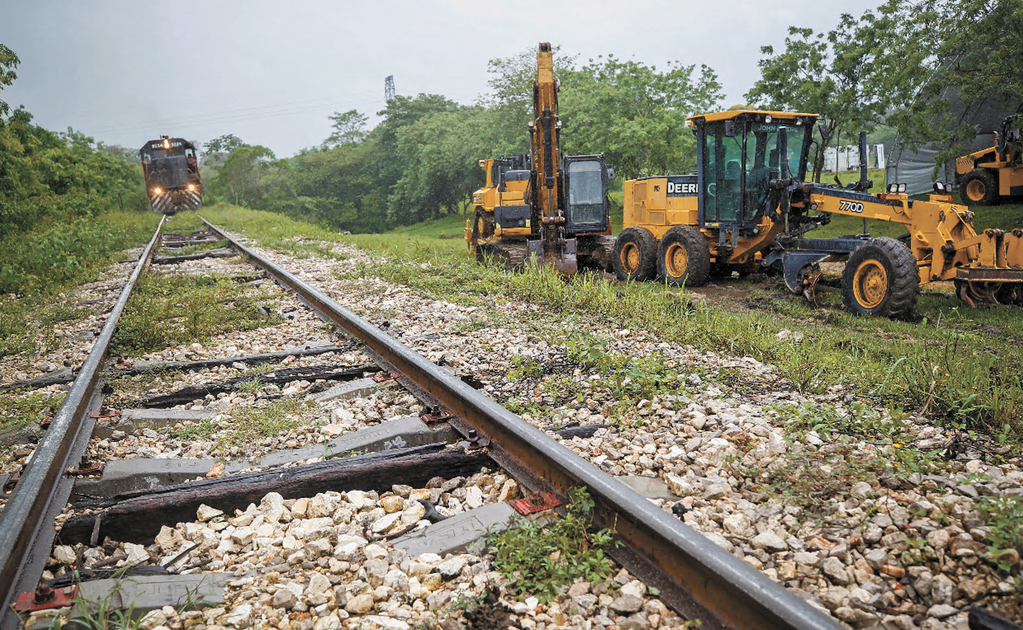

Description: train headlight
[162,139,170,149]
[153,187,162,195]
[188,184,195,191]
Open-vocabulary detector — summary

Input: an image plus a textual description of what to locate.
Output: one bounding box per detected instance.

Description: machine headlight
[153,187,162,195]
[764,115,773,123]
[898,183,907,193]
[188,184,195,191]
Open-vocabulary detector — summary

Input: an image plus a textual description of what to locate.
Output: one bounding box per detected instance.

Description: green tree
[209,144,279,206]
[201,133,245,171]
[562,56,722,178]
[325,109,368,147]
[483,45,576,154]
[0,43,19,118]
[387,107,490,224]
[866,0,1023,160]
[746,13,884,182]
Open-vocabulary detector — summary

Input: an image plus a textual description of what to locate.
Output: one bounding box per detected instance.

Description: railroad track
[0,217,1012,629]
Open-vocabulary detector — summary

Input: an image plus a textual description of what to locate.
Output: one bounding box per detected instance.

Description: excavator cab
[564,154,612,234]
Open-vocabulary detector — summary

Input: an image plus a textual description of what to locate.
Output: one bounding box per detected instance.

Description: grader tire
[842,237,919,319]
[657,226,710,287]
[961,169,998,206]
[613,227,657,282]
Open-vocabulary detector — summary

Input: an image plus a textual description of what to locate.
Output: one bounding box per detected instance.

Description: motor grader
[614,109,1023,318]
[956,113,1023,205]
[465,42,616,275]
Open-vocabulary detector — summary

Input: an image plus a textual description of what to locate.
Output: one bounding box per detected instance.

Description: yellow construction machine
[465,154,531,265]
[615,109,1023,317]
[465,42,616,275]
[956,113,1023,205]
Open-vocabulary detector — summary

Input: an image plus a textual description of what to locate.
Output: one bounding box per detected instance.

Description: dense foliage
[746,0,1023,179]
[0,44,154,297]
[0,47,146,238]
[203,49,722,233]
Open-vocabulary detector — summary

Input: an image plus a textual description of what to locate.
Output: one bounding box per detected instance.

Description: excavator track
[578,235,616,272]
[476,242,528,269]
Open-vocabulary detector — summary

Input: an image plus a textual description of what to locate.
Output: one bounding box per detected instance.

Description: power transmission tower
[384,76,396,102]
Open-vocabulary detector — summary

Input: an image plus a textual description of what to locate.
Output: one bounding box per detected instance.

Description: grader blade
[955,267,1023,307]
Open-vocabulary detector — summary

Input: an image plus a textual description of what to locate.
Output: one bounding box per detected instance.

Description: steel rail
[0,216,166,628]
[203,218,842,630]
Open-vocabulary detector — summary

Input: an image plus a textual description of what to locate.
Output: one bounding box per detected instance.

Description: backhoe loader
[615,109,1023,318]
[956,113,1023,205]
[465,43,616,275]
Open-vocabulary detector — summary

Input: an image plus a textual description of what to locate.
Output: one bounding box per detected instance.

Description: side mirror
[606,167,615,181]
[724,120,737,138]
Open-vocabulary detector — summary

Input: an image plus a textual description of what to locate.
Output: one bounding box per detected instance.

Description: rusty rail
[0,217,165,630]
[202,218,842,630]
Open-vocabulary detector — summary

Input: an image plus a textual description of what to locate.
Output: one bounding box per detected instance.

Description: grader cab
[615,110,1023,318]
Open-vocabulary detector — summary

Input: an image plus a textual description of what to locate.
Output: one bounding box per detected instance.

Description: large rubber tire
[657,226,711,287]
[961,169,998,206]
[613,227,657,282]
[842,237,919,319]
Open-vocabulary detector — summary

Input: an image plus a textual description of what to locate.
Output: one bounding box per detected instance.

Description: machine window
[566,160,606,228]
[704,126,743,223]
[568,161,603,205]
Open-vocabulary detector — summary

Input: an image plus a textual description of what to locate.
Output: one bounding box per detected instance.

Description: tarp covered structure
[886,88,1020,195]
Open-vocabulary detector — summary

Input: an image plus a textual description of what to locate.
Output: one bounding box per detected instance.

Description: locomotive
[138,136,203,214]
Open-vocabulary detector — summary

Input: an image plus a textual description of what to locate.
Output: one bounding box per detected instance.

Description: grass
[0,390,66,435]
[171,398,315,450]
[197,204,350,259]
[111,273,280,357]
[0,210,161,360]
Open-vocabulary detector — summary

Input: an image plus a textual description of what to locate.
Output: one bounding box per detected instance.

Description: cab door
[698,119,745,227]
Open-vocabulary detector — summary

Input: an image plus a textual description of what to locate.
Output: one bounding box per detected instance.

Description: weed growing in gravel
[741,440,884,520]
[0,390,66,432]
[234,379,265,394]
[171,417,218,442]
[160,239,229,257]
[978,495,1023,575]
[772,402,909,442]
[173,399,316,450]
[548,326,687,403]
[488,487,619,603]
[506,356,542,382]
[0,300,33,358]
[738,439,944,522]
[111,274,279,356]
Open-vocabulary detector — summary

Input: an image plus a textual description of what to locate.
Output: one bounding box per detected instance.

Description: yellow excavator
[465,154,531,265]
[615,110,1023,317]
[465,43,616,275]
[956,113,1023,205]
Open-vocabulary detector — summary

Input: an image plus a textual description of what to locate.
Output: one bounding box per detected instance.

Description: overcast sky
[2,1,881,157]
